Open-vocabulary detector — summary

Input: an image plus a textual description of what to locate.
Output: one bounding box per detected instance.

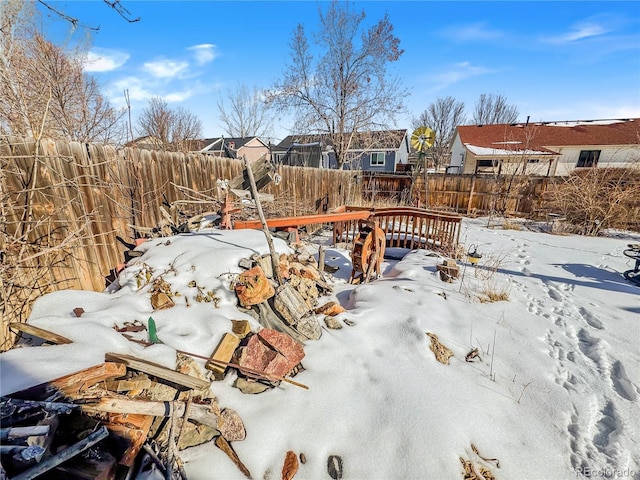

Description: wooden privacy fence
[361,172,551,216]
[0,137,361,348]
[2,135,555,349]
[333,205,462,254]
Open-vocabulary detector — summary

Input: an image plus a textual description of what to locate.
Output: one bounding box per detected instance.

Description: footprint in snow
[611,360,638,402]
[578,306,604,330]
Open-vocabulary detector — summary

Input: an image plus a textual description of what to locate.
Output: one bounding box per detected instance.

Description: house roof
[456,118,640,156]
[198,136,268,152]
[275,129,408,152]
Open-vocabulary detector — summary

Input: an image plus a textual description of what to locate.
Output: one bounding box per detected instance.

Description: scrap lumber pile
[0,355,246,479]
[2,234,350,479]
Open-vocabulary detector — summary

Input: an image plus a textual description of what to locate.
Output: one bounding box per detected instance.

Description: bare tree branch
[269,1,408,169]
[472,93,519,125]
[412,96,466,170]
[102,0,140,23]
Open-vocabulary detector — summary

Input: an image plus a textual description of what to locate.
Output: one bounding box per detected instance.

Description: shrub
[543,166,640,235]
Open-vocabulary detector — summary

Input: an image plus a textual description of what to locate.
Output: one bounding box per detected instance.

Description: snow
[2,219,639,480]
[546,120,629,127]
[465,144,555,156]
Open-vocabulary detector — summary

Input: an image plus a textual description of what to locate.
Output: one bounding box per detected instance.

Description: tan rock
[235,266,275,307]
[231,319,252,338]
[218,408,246,442]
[315,301,346,316]
[324,316,342,330]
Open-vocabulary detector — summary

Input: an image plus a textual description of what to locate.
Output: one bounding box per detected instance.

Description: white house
[448,118,640,176]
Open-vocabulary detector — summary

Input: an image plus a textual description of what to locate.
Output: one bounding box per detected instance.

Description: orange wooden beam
[233,210,373,230]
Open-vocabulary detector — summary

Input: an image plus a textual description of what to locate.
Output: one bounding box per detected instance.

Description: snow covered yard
[1,218,639,479]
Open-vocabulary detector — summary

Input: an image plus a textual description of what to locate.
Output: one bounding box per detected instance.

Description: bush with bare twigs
[543,165,640,236]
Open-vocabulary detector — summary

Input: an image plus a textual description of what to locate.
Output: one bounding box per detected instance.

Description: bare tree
[217,84,272,139]
[269,1,407,169]
[136,97,202,152]
[0,3,126,144]
[412,96,466,169]
[472,93,519,125]
[36,0,140,29]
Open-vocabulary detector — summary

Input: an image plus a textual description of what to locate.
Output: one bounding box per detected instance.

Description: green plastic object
[148,316,160,344]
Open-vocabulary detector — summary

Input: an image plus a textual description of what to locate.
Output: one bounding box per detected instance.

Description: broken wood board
[229,156,274,192]
[105,353,210,390]
[206,333,241,380]
[8,322,72,345]
[10,362,127,400]
[103,413,154,467]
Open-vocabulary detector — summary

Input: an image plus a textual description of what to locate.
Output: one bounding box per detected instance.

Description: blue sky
[43,1,640,143]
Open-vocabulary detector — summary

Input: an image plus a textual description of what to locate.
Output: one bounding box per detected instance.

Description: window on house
[371,152,385,166]
[576,150,600,168]
[477,159,498,167]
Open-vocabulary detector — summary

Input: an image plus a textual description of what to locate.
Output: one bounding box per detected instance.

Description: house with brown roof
[272,129,410,171]
[448,118,640,176]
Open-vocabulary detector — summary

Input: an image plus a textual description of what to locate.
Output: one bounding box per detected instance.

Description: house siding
[361,151,396,172]
[552,145,639,176]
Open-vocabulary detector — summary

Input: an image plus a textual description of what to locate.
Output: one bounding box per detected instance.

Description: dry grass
[460,248,512,303]
[502,220,522,231]
[476,286,510,303]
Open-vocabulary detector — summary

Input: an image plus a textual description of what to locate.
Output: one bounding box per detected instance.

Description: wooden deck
[234,205,462,255]
[333,206,462,254]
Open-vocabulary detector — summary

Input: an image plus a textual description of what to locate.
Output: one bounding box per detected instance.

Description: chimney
[525,116,530,126]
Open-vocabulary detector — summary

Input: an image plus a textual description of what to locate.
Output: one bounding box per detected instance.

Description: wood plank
[206,333,241,380]
[8,322,72,345]
[104,413,154,466]
[105,353,210,390]
[233,210,372,229]
[81,396,223,429]
[11,362,127,400]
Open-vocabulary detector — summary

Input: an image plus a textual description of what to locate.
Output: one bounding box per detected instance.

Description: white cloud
[426,62,495,91]
[143,59,189,78]
[165,90,194,102]
[543,21,610,44]
[188,44,217,66]
[83,48,129,72]
[438,23,503,42]
[104,76,155,107]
